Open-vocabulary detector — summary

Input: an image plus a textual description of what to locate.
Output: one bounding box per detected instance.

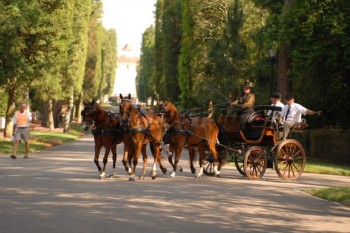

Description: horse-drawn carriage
[203,105,308,180]
[81,95,308,181]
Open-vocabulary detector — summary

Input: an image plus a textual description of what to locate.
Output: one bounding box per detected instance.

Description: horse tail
[215,121,229,146]
[214,121,229,168]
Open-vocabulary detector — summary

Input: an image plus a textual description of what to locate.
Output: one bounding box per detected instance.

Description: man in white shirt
[267,92,284,122]
[280,94,321,140]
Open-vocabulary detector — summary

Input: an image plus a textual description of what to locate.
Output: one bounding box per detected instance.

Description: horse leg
[167,143,176,170]
[122,141,132,175]
[150,143,159,180]
[100,145,111,179]
[129,140,141,182]
[94,138,103,175]
[111,144,117,177]
[169,145,184,178]
[158,155,167,175]
[209,142,220,177]
[139,144,147,180]
[188,146,197,174]
[195,143,206,178]
[152,143,167,175]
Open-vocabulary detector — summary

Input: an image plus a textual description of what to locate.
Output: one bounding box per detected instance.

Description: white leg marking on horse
[112,168,116,177]
[100,171,106,179]
[152,163,157,172]
[214,165,220,176]
[196,167,203,178]
[128,167,132,175]
[170,171,176,178]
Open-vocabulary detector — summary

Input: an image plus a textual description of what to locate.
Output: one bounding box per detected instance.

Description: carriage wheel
[234,152,246,177]
[274,139,306,180]
[203,147,228,176]
[243,146,267,180]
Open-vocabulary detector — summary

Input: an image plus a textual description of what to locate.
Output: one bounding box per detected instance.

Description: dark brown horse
[81,101,123,179]
[119,94,167,181]
[160,101,221,178]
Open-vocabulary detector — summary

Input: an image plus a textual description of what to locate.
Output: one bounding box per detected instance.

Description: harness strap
[130,127,151,135]
[91,128,123,136]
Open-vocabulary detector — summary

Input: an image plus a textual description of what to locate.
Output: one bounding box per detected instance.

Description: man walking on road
[10,103,32,159]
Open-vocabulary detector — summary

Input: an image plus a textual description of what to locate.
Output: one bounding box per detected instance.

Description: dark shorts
[14,127,30,142]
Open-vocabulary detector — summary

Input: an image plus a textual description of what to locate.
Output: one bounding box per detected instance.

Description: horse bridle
[119,98,133,128]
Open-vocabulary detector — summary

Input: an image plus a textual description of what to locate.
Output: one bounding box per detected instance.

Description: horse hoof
[178,166,183,172]
[139,175,145,180]
[191,168,196,174]
[162,168,167,175]
[129,177,136,182]
[196,174,202,179]
[152,176,156,180]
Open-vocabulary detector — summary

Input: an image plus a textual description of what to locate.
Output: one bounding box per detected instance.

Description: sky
[102,0,157,55]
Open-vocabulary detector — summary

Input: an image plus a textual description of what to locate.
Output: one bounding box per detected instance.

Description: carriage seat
[240,111,266,140]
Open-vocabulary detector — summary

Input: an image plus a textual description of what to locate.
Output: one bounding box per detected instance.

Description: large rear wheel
[243,146,267,180]
[274,139,306,180]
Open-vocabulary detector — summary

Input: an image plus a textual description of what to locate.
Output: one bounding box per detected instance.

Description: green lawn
[0,123,85,155]
[305,158,350,176]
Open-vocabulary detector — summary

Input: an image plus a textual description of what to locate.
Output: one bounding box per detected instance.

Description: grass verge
[304,158,350,176]
[305,187,350,207]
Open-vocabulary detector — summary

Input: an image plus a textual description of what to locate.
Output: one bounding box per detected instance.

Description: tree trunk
[48,99,55,131]
[63,91,74,133]
[277,46,291,100]
[4,85,16,138]
[76,92,83,123]
[277,0,294,100]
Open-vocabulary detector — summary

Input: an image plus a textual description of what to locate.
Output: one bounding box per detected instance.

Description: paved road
[1,134,349,233]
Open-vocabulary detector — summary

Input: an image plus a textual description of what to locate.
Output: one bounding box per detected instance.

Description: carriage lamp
[269,49,277,96]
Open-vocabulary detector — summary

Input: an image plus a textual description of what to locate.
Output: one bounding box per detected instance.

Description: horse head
[162,101,179,124]
[81,101,95,130]
[119,93,132,127]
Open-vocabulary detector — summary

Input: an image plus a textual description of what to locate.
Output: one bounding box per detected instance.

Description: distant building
[112,43,139,103]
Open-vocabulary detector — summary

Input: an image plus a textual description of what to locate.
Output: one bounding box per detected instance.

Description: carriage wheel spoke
[292,162,301,174]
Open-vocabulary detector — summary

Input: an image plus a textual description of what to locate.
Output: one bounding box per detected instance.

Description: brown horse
[119,94,167,181]
[161,100,221,178]
[81,101,123,179]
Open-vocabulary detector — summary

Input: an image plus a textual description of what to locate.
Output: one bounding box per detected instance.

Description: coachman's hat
[242,80,253,88]
[271,92,281,99]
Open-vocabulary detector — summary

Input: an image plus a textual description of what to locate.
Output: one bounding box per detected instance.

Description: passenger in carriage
[228,80,255,127]
[281,94,321,140]
[267,92,284,122]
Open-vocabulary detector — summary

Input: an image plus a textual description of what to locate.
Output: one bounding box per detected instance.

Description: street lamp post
[269,49,277,96]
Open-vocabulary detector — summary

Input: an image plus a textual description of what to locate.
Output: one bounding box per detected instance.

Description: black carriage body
[204,105,307,181]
